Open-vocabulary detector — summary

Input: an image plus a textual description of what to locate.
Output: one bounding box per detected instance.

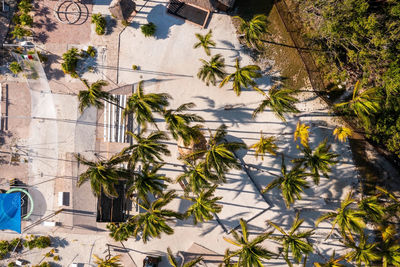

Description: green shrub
[91,13,106,35]
[53,255,60,261]
[24,235,51,250]
[8,262,16,267]
[9,61,22,74]
[18,0,32,13]
[11,25,31,39]
[132,64,138,70]
[61,48,80,78]
[86,46,96,57]
[19,13,33,27]
[141,22,156,37]
[9,238,23,251]
[0,240,10,260]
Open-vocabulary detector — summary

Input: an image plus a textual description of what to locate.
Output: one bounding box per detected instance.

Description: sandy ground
[0,0,360,266]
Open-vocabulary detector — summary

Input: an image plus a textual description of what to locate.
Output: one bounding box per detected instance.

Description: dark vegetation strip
[270,0,398,193]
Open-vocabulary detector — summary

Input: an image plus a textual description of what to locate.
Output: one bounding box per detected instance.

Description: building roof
[218,0,235,7]
[96,183,126,223]
[181,0,235,11]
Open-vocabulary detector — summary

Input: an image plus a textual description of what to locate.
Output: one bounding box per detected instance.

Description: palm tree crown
[188,124,246,178]
[268,213,314,265]
[223,218,275,267]
[378,225,400,267]
[294,121,309,147]
[108,190,183,243]
[163,102,204,145]
[344,234,380,267]
[293,139,338,185]
[252,86,299,122]
[334,81,380,127]
[333,126,353,142]
[75,153,128,198]
[197,54,226,86]
[184,185,223,225]
[316,192,365,241]
[123,81,171,129]
[250,131,277,160]
[121,130,170,168]
[219,58,263,96]
[193,30,216,56]
[262,156,309,208]
[78,79,114,113]
[93,254,122,267]
[126,163,170,200]
[177,160,220,194]
[234,14,269,50]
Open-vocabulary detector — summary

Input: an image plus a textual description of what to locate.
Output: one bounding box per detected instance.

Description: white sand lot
[0,0,360,266]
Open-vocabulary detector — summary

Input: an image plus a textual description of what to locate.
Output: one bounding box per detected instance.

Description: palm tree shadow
[193,96,215,108]
[207,107,254,126]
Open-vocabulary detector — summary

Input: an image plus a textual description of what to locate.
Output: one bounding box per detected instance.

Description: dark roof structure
[182,0,236,11]
[108,0,136,20]
[96,183,126,223]
[167,0,210,28]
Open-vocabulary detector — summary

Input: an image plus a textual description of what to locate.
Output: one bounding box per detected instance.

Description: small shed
[109,0,136,21]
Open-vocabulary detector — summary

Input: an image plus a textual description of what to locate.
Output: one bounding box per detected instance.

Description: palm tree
[234,14,268,50]
[123,81,170,129]
[219,58,263,96]
[333,126,352,142]
[108,191,183,243]
[357,195,385,224]
[252,86,299,122]
[262,156,309,208]
[162,102,204,145]
[334,81,380,127]
[184,185,222,225]
[176,160,220,194]
[293,139,338,185]
[167,247,203,267]
[93,254,122,267]
[378,225,400,267]
[267,213,314,266]
[344,234,380,267]
[250,131,277,160]
[294,121,309,147]
[120,130,170,168]
[316,192,365,241]
[193,30,216,56]
[223,219,275,267]
[197,54,226,86]
[188,124,246,178]
[75,153,129,198]
[314,251,346,267]
[126,163,170,200]
[78,79,115,113]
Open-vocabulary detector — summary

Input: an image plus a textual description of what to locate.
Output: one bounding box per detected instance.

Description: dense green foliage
[9,61,22,74]
[91,13,106,35]
[296,0,400,158]
[24,235,51,250]
[61,48,80,77]
[141,22,157,37]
